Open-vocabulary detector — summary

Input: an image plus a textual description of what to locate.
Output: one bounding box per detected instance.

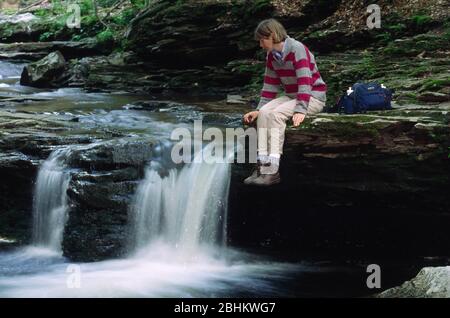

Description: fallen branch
[15,0,47,15]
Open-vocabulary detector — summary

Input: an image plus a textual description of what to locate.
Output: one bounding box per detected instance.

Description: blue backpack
[336,82,393,114]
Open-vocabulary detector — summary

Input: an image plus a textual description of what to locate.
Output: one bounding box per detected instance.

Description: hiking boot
[246,162,281,186]
[250,172,281,186]
[260,162,279,175]
[243,161,261,185]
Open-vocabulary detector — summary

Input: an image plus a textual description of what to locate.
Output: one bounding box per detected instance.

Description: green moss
[33,8,51,17]
[374,32,392,44]
[294,116,384,139]
[419,78,450,92]
[38,31,53,42]
[309,30,327,39]
[408,66,430,77]
[411,15,432,27]
[112,8,136,26]
[399,92,419,103]
[96,29,114,44]
[381,32,450,57]
[1,0,148,44]
[0,8,17,14]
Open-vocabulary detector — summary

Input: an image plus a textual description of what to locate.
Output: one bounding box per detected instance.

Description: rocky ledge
[1,98,449,261]
[378,266,450,298]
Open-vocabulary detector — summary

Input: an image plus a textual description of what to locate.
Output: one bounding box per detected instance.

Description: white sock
[257,154,270,164]
[268,154,280,165]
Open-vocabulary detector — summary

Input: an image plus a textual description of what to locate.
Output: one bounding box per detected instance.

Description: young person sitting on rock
[243,19,327,186]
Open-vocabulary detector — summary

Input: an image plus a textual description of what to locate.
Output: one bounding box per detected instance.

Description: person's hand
[243,111,259,125]
[292,113,306,127]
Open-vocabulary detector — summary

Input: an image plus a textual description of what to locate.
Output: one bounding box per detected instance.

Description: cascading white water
[132,143,231,254]
[32,148,71,253]
[0,61,24,79]
[0,139,304,298]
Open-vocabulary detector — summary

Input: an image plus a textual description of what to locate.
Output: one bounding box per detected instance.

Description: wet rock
[0,152,35,169]
[125,100,188,111]
[0,110,98,249]
[62,139,156,261]
[0,13,47,43]
[418,92,450,103]
[125,1,271,67]
[378,267,450,298]
[64,53,245,95]
[20,51,67,88]
[0,110,95,158]
[0,151,37,247]
[0,38,107,62]
[124,99,243,126]
[1,100,450,262]
[0,107,156,259]
[228,107,450,259]
[63,172,137,261]
[0,13,38,25]
[227,95,247,104]
[67,138,154,171]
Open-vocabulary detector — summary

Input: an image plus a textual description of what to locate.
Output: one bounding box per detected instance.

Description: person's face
[259,34,274,52]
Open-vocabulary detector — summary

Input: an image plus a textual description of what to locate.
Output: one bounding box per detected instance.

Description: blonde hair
[254,19,287,43]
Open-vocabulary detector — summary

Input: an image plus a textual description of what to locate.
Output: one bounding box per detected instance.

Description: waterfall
[0,61,24,79]
[131,143,232,254]
[32,148,72,253]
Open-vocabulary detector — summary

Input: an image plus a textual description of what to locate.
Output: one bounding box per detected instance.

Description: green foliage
[39,31,53,42]
[78,0,94,16]
[0,8,17,14]
[387,23,406,32]
[112,8,136,25]
[381,32,449,57]
[33,8,51,17]
[372,10,438,47]
[36,11,73,41]
[374,32,392,44]
[130,0,149,9]
[353,54,378,79]
[308,30,328,39]
[80,14,99,29]
[419,78,450,92]
[50,0,65,14]
[408,66,429,77]
[97,0,148,9]
[411,15,432,27]
[444,19,450,41]
[71,34,84,41]
[96,29,114,44]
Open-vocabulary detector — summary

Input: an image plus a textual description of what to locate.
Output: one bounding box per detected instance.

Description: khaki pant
[257,96,325,156]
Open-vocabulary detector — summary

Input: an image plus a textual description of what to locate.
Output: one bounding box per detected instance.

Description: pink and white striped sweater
[257,37,327,114]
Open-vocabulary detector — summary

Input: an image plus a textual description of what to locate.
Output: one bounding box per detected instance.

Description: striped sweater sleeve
[293,44,312,114]
[256,53,280,110]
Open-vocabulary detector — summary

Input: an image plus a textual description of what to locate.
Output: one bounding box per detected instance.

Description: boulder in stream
[20,50,67,88]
